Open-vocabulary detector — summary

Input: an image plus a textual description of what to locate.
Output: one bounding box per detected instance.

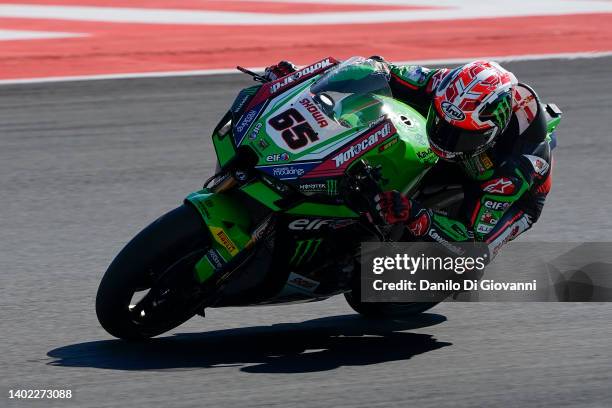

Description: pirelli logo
[210,226,239,256]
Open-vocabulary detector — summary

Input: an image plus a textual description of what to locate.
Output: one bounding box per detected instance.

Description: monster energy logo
[491,94,512,128]
[290,239,322,267]
[326,179,338,195]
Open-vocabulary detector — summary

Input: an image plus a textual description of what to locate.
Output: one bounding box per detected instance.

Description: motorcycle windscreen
[310,57,392,129]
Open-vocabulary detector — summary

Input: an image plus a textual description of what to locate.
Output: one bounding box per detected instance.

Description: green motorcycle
[95,57,561,340]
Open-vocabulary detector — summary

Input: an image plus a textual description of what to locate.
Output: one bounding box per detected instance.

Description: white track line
[1,51,611,86]
[0,1,611,25]
[0,29,85,41]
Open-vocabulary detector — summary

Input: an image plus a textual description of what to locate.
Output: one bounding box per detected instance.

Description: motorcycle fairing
[233,57,340,146]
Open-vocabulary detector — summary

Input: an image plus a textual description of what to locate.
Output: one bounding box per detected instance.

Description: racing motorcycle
[96,57,562,340]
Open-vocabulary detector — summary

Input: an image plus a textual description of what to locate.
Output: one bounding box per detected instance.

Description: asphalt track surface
[1,57,611,407]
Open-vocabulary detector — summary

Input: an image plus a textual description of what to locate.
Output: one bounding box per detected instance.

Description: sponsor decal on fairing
[333,123,393,167]
[249,122,263,140]
[286,272,320,292]
[265,153,290,163]
[210,226,239,256]
[378,136,399,152]
[205,248,226,269]
[299,98,329,128]
[234,102,266,145]
[257,161,320,180]
[298,182,327,193]
[270,58,335,94]
[242,58,339,116]
[289,218,331,231]
[303,121,396,178]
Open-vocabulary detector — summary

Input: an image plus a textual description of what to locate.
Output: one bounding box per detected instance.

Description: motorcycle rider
[264,58,554,257]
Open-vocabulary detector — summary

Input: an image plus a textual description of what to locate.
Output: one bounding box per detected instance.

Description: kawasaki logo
[333,123,392,168]
[441,101,465,121]
[270,58,334,93]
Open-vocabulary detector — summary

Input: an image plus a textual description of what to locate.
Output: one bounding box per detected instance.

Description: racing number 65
[269,109,319,150]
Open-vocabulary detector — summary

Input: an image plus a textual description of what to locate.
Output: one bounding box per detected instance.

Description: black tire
[96,204,208,340]
[344,291,438,318]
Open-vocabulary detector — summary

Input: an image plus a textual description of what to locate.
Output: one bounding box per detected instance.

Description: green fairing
[212,84,261,166]
[365,96,437,194]
[190,58,442,283]
[213,131,236,167]
[287,202,357,217]
[194,256,216,283]
[241,181,282,210]
[185,190,252,282]
[244,85,436,195]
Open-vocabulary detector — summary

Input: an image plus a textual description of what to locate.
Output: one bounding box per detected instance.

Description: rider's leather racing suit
[386,63,554,257]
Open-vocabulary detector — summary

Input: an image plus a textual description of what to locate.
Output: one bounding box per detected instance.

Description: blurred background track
[0,0,611,80]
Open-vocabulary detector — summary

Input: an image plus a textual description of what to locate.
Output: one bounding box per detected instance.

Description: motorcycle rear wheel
[95,204,209,340]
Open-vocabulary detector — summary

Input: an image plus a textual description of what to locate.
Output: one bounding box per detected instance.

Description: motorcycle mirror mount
[236,66,270,83]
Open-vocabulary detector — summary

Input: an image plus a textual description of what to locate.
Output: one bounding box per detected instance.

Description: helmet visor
[426,104,498,160]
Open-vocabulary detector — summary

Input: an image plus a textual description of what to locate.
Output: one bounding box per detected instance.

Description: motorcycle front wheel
[95,204,209,340]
